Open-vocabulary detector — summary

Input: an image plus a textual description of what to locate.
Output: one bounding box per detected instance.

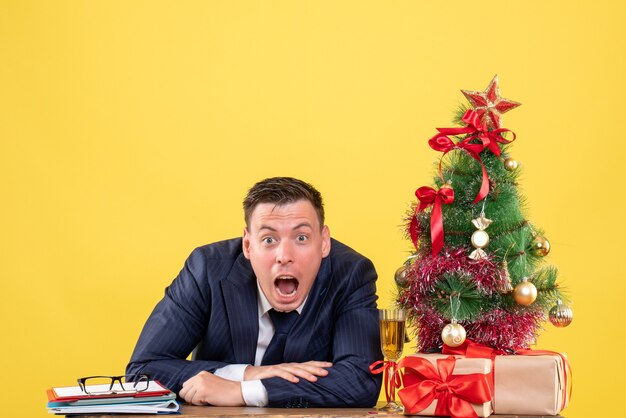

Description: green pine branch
[431,272,499,321]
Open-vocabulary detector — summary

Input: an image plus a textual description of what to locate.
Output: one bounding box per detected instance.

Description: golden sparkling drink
[380,319,405,361]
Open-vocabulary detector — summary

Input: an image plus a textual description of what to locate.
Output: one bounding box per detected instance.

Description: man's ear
[242,227,251,259]
[321,225,331,258]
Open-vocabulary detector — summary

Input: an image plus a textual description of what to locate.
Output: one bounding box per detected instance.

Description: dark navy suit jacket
[126,238,382,407]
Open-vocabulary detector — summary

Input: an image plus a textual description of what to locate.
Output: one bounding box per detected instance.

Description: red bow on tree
[415,185,454,256]
[428,134,489,204]
[397,356,492,418]
[437,109,517,157]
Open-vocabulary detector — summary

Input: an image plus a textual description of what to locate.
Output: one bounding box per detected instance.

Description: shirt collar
[256,281,306,318]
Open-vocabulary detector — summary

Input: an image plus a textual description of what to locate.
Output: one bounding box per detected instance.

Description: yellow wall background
[1,1,624,417]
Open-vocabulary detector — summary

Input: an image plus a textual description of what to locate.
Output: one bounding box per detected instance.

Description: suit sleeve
[261,257,383,407]
[126,248,229,394]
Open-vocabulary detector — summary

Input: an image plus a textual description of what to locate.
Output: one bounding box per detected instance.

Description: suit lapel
[221,253,258,365]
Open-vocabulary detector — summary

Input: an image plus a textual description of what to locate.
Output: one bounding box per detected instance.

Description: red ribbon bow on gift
[369,360,402,403]
[442,339,500,397]
[397,356,492,418]
[443,338,502,358]
[414,185,454,256]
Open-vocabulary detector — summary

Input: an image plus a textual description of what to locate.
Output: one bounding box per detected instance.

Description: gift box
[439,340,571,416]
[397,354,493,418]
[492,353,569,415]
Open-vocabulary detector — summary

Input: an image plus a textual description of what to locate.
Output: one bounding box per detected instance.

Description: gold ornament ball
[532,235,551,257]
[549,301,573,327]
[441,322,467,347]
[504,157,518,171]
[471,230,490,249]
[513,279,537,305]
[394,265,410,287]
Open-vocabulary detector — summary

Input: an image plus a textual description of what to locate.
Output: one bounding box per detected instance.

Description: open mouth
[274,275,299,297]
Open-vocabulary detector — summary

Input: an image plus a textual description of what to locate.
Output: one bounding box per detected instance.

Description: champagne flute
[378,308,406,412]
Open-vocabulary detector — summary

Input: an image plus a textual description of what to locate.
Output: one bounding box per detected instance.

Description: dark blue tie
[261,309,299,365]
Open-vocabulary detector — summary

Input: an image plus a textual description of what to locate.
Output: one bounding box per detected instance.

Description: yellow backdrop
[1,1,624,417]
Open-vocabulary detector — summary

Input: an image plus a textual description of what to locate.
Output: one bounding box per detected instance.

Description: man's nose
[276,241,294,264]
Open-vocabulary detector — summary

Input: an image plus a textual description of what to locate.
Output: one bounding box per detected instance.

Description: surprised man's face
[242,200,331,312]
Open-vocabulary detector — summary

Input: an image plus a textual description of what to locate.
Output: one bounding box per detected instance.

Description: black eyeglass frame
[77,374,151,395]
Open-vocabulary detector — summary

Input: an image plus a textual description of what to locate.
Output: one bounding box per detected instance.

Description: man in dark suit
[127,177,382,407]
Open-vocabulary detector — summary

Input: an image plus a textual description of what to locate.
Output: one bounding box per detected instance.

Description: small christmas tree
[397,76,573,353]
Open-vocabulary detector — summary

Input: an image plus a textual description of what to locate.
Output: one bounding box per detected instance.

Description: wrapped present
[492,352,570,415]
[397,354,492,418]
[441,340,571,416]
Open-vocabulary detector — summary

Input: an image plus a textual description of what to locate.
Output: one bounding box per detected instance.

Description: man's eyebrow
[258,225,277,232]
[258,223,314,232]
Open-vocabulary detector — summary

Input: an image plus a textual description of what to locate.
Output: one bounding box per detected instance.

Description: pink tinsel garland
[399,247,544,351]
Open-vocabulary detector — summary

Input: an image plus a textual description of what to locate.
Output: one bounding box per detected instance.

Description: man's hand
[244,361,333,383]
[180,371,244,406]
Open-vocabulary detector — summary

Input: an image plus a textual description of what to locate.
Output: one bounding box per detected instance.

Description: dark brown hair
[243,177,325,228]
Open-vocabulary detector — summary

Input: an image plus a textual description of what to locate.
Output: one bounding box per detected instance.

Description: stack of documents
[46,380,180,415]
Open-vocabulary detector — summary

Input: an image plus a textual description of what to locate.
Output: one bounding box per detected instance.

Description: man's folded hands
[244,360,333,383]
[180,361,333,406]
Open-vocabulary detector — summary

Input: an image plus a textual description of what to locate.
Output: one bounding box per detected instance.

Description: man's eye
[262,237,275,244]
[297,235,308,242]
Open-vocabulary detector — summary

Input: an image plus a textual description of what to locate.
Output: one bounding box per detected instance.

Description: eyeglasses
[77,374,151,395]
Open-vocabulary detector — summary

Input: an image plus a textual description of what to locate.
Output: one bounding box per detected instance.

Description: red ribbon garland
[369,360,402,404]
[436,109,517,157]
[412,110,516,253]
[397,355,492,418]
[415,185,454,256]
[427,109,517,204]
[428,135,489,204]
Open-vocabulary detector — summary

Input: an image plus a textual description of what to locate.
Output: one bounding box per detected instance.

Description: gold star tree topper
[461,75,521,130]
